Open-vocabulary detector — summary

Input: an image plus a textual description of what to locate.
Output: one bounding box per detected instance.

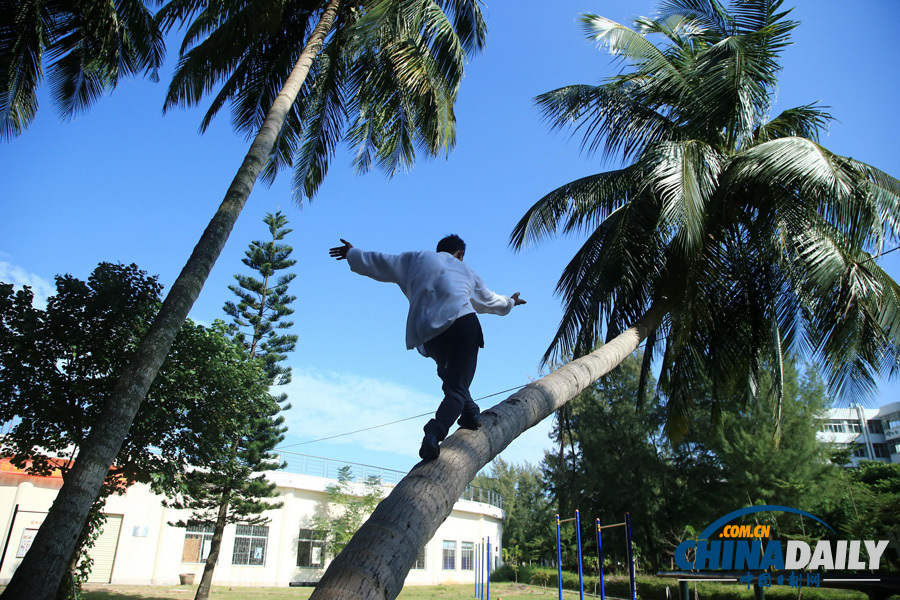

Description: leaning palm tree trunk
[0,3,343,599]
[309,301,667,600]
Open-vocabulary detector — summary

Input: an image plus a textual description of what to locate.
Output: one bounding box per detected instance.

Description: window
[848,421,862,434]
[868,420,885,434]
[182,523,214,563]
[891,442,900,456]
[853,444,868,458]
[823,420,846,433]
[461,542,474,570]
[297,529,327,568]
[232,524,268,566]
[412,546,426,570]
[442,541,456,570]
[873,443,890,458]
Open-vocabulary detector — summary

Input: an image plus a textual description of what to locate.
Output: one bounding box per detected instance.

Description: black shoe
[457,413,482,430]
[419,434,440,461]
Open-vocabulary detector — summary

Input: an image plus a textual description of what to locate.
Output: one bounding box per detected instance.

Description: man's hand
[329,239,353,260]
[511,292,527,306]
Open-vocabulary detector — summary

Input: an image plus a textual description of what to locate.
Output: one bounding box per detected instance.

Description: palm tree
[305,2,900,598]
[0,2,485,599]
[511,0,900,437]
[0,0,164,138]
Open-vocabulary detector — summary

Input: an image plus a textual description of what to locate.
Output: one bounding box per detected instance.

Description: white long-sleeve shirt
[346,248,516,354]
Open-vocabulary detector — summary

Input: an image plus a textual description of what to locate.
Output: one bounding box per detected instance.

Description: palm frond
[755,103,832,144]
[510,166,641,250]
[642,140,723,254]
[548,192,664,362]
[0,0,47,138]
[432,0,487,54]
[285,35,347,200]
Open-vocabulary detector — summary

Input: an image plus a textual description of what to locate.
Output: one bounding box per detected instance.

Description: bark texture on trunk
[195,498,230,600]
[309,302,667,600]
[0,3,343,599]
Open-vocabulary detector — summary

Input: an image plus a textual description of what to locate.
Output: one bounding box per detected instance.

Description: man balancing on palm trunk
[330,235,526,461]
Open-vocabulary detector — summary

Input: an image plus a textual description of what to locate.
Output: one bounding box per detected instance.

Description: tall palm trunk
[308,301,667,600]
[0,3,343,599]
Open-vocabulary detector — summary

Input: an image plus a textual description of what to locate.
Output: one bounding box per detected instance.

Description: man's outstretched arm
[329,239,409,285]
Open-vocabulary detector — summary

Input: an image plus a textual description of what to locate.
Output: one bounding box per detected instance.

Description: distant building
[0,453,503,587]
[817,401,900,467]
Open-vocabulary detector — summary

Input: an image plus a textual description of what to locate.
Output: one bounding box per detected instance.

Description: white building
[817,401,900,467]
[0,453,503,587]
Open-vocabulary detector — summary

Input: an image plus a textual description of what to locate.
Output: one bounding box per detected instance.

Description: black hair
[436,234,466,255]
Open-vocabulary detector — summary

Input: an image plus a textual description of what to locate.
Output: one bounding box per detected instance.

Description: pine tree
[224,210,298,390]
[161,211,297,600]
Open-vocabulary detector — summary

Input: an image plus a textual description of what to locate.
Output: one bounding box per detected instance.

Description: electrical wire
[275,384,527,449]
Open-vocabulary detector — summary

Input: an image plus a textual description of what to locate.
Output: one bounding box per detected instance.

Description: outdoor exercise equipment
[474,537,491,600]
[556,511,637,600]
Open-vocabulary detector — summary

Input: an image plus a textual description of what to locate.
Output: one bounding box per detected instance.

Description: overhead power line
[275,384,527,449]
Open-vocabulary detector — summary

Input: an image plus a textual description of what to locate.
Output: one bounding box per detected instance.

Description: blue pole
[625,513,636,600]
[556,515,563,600]
[480,539,485,600]
[596,519,606,600]
[486,537,491,600]
[475,542,480,599]
[576,510,584,600]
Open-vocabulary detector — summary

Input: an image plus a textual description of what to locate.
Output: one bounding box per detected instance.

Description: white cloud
[0,261,55,309]
[279,368,439,459]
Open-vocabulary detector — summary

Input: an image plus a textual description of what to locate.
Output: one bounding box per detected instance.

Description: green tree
[162,212,297,600]
[812,459,900,569]
[224,211,298,388]
[0,0,164,138]
[156,358,285,600]
[474,458,553,565]
[510,0,900,439]
[849,461,900,546]
[7,5,487,597]
[541,355,841,570]
[314,465,384,557]
[541,355,672,571]
[0,264,268,597]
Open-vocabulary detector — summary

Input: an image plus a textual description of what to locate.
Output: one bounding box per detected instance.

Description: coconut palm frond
[510,166,642,250]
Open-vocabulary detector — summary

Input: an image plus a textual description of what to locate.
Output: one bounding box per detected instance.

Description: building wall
[817,402,900,467]
[0,467,503,588]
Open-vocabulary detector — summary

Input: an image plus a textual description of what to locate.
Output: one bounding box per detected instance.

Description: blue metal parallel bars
[596,518,606,600]
[486,537,491,600]
[474,541,480,599]
[626,512,636,600]
[555,515,563,600]
[575,510,584,600]
[480,538,485,600]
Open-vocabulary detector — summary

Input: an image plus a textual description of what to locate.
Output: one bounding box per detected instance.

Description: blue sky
[2,0,899,474]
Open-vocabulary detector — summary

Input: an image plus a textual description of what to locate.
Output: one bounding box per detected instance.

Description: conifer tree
[224,210,298,390]
[162,211,297,600]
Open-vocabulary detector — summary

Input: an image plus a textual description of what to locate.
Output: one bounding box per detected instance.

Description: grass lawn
[75,582,552,600]
[3,580,879,600]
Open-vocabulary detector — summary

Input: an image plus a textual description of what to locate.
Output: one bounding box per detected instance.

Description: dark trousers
[423,313,484,441]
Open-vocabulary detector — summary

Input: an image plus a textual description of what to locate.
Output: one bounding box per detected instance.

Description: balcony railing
[275,451,504,511]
